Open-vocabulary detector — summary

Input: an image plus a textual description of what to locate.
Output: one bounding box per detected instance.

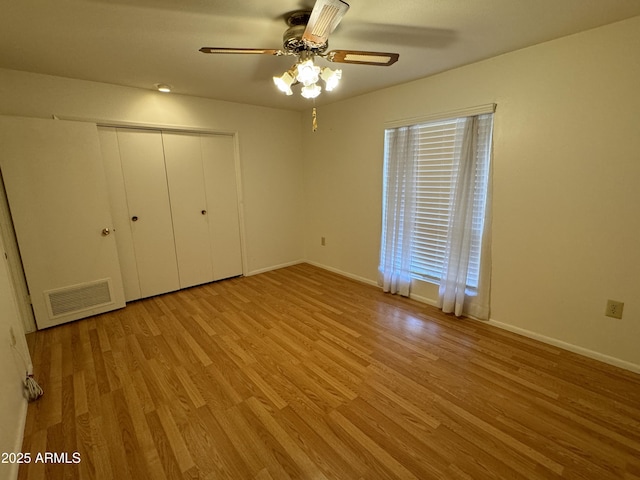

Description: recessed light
[155,83,172,93]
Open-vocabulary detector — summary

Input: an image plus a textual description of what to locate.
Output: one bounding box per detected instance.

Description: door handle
[101,228,111,236]
[131,216,138,222]
[201,210,207,215]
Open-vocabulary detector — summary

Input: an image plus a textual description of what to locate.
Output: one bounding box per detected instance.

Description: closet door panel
[98,127,141,301]
[0,116,125,328]
[116,129,180,298]
[201,135,243,280]
[163,132,213,288]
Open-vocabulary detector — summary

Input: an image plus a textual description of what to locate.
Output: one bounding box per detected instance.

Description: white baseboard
[245,259,304,277]
[485,319,640,374]
[397,282,640,374]
[303,261,378,287]
[408,292,439,308]
[410,295,640,373]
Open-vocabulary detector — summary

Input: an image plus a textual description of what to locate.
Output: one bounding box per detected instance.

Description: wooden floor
[19,263,640,480]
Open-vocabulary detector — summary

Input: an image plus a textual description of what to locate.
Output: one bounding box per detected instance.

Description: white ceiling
[1,0,639,111]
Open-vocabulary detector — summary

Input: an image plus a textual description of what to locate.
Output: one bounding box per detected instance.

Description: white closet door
[98,127,141,301]
[201,134,243,280]
[116,128,180,298]
[0,116,125,329]
[163,132,214,288]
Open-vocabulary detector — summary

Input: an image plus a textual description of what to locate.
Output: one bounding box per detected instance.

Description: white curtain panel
[378,125,418,296]
[438,116,492,319]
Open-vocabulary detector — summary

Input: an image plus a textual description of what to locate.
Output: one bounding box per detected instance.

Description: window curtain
[438,116,492,319]
[378,125,418,297]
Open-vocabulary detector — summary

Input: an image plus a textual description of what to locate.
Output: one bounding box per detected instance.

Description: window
[381,112,493,291]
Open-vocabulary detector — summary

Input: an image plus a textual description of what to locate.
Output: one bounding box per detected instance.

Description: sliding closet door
[116,129,180,298]
[201,134,243,281]
[98,127,141,301]
[98,127,243,299]
[163,132,214,288]
[164,132,242,286]
[0,116,125,329]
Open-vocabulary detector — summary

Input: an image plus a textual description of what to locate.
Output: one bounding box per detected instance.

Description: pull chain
[312,107,318,132]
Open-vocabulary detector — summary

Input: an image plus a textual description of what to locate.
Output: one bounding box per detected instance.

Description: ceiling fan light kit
[199,0,399,127]
[274,51,340,99]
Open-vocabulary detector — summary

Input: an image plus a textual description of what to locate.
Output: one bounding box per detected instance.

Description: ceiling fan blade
[326,50,399,66]
[199,47,282,55]
[302,0,350,48]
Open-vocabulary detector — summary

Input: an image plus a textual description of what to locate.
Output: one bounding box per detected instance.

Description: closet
[99,127,243,301]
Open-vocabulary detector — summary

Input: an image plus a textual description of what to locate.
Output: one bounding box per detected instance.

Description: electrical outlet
[321,236,326,246]
[9,326,17,347]
[605,300,624,319]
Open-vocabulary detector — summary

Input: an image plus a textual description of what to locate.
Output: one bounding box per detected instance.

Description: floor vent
[45,279,114,318]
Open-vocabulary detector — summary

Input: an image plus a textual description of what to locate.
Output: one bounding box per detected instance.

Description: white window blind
[384,113,493,289]
[411,118,458,282]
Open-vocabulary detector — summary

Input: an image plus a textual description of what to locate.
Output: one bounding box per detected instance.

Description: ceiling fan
[199,0,400,100]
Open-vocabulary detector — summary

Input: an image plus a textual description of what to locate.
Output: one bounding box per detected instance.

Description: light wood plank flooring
[19,263,640,479]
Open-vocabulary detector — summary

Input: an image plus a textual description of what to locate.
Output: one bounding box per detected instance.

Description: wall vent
[45,278,114,318]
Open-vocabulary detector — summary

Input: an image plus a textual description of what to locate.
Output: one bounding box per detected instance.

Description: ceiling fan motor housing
[283,11,328,54]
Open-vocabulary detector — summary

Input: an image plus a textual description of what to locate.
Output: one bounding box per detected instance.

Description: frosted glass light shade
[273,71,295,95]
[296,59,320,86]
[321,67,341,91]
[301,83,321,99]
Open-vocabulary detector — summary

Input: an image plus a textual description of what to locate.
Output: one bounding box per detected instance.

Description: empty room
[1,1,639,479]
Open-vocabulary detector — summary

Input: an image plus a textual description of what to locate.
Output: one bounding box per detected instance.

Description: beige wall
[302,16,640,370]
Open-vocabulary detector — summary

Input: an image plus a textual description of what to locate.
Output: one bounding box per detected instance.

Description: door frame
[0,169,37,333]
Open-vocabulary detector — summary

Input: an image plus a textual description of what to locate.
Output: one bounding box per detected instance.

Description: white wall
[0,69,305,275]
[0,232,31,480]
[302,16,640,370]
